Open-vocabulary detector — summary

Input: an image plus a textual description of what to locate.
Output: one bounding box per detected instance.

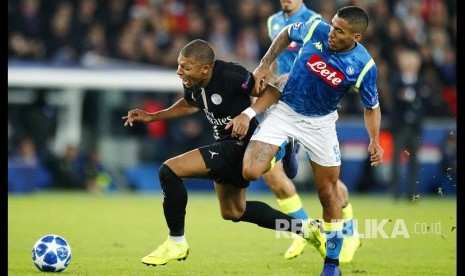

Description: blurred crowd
[8,0,456,196]
[8,0,457,116]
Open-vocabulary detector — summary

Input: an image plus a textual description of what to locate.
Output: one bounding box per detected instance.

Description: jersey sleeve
[358,65,380,109]
[267,15,274,40]
[288,18,322,43]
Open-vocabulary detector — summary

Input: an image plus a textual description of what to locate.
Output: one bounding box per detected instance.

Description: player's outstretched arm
[122,99,199,127]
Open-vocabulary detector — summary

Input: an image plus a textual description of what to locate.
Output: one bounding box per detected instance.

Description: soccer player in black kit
[122,39,324,267]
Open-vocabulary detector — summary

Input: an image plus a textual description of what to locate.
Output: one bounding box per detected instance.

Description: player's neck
[284,3,302,18]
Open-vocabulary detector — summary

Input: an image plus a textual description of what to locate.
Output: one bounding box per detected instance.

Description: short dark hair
[180,39,215,64]
[337,6,369,34]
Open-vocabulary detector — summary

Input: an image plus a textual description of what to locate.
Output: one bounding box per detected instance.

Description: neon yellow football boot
[284,234,308,259]
[303,220,326,258]
[339,231,361,263]
[141,237,189,266]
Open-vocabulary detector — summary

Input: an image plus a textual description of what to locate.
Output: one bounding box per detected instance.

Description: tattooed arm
[253,26,292,92]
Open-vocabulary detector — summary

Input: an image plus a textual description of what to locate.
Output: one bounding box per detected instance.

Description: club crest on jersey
[211,94,222,105]
[345,66,355,75]
[306,54,345,88]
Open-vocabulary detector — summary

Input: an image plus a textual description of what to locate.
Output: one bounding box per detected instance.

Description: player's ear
[202,63,212,74]
[353,32,362,43]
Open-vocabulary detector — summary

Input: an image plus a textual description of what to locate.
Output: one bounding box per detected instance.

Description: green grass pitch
[8,191,456,275]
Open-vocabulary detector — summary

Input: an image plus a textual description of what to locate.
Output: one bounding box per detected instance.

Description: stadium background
[8,0,456,197]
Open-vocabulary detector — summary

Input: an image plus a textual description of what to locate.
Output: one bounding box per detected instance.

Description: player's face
[280,0,303,15]
[176,54,210,88]
[328,15,361,53]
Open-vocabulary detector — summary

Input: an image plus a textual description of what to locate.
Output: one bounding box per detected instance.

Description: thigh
[310,160,340,193]
[250,102,294,147]
[298,112,341,167]
[164,148,209,179]
[199,140,250,188]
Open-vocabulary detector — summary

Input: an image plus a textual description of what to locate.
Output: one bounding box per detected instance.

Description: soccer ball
[32,234,72,272]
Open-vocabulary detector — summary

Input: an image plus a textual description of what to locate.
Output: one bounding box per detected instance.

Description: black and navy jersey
[183,60,258,141]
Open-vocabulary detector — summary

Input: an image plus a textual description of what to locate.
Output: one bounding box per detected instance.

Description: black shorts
[198,139,250,188]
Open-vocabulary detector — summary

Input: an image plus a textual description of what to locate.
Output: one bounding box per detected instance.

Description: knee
[220,208,244,221]
[159,163,180,189]
[317,184,338,208]
[159,163,171,178]
[337,179,349,206]
[242,167,261,181]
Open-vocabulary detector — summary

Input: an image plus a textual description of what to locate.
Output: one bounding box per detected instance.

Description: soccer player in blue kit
[242,6,384,276]
[123,39,325,267]
[265,0,361,262]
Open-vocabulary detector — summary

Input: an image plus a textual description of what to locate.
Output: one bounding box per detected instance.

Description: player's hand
[225,113,250,140]
[368,143,384,167]
[122,109,151,127]
[253,64,271,94]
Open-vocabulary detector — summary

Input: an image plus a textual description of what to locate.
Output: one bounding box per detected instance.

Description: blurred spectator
[140,96,171,163]
[80,23,109,66]
[46,1,79,65]
[436,46,456,117]
[102,0,130,56]
[208,13,235,62]
[81,148,117,193]
[8,0,46,60]
[8,137,52,193]
[186,10,208,41]
[72,0,99,44]
[389,49,430,200]
[47,144,86,190]
[11,89,57,160]
[438,132,457,188]
[9,0,44,37]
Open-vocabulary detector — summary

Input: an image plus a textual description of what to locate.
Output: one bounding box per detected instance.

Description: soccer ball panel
[32,234,72,272]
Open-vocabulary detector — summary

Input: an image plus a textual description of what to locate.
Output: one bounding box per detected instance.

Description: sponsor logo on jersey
[203,109,232,126]
[292,22,304,29]
[306,54,345,88]
[313,41,323,52]
[208,150,219,159]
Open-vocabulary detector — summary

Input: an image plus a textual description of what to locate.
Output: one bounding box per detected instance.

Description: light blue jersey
[282,19,379,116]
[267,5,321,76]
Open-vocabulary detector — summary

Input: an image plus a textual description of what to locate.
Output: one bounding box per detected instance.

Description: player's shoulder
[352,43,375,64]
[215,60,250,82]
[218,60,247,73]
[268,10,284,21]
